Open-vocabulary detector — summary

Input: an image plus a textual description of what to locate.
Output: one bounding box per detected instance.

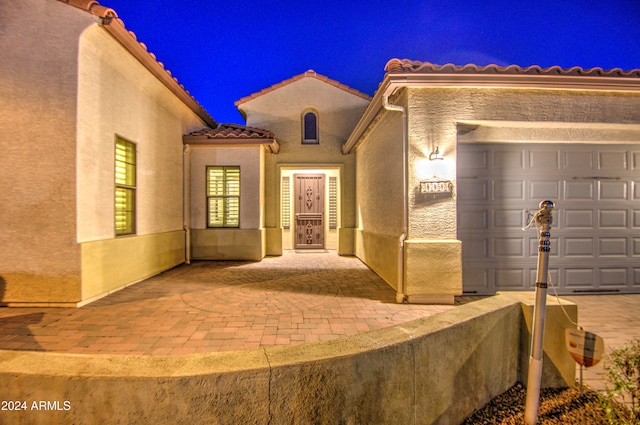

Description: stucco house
[346,59,640,302]
[0,0,218,306]
[1,0,639,307]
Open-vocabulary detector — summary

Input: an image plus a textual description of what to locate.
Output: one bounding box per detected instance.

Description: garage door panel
[599,151,628,170]
[530,150,560,169]
[460,143,640,294]
[600,268,628,288]
[599,210,628,228]
[599,238,628,257]
[458,150,488,171]
[493,209,524,228]
[493,150,524,169]
[564,268,595,288]
[564,209,594,228]
[462,267,489,291]
[599,181,628,200]
[632,238,640,255]
[565,237,595,256]
[494,238,525,257]
[494,269,526,289]
[458,209,488,230]
[461,239,488,260]
[493,181,524,200]
[530,181,560,199]
[458,180,488,200]
[565,151,594,170]
[564,181,595,200]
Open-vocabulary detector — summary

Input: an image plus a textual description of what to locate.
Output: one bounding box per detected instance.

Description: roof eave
[100,17,216,128]
[183,137,280,154]
[342,72,640,154]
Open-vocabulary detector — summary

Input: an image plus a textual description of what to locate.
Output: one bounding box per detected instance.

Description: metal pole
[524,200,554,425]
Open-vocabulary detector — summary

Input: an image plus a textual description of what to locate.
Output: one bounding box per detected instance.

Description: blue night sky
[102,0,640,125]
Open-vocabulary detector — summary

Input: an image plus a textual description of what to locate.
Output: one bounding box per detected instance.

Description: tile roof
[234,70,372,106]
[57,0,216,128]
[60,0,116,18]
[186,124,276,139]
[184,124,279,153]
[385,59,640,78]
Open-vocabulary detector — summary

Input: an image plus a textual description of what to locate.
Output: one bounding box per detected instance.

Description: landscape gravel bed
[462,382,610,424]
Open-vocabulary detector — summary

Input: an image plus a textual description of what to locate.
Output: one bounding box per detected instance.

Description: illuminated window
[207,166,240,228]
[302,109,319,144]
[115,137,136,236]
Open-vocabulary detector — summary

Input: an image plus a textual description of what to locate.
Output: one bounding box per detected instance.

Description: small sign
[565,328,605,367]
[420,178,452,194]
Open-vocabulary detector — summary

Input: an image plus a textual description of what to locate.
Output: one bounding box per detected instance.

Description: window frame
[206,166,241,228]
[114,136,136,236]
[301,108,319,144]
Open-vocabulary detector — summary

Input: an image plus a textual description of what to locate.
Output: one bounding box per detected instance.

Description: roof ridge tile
[384,58,640,79]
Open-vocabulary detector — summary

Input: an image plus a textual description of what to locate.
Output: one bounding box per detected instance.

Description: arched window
[302,109,319,144]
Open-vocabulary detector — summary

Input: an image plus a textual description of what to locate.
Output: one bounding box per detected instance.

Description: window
[115,137,136,236]
[207,166,240,228]
[302,109,319,144]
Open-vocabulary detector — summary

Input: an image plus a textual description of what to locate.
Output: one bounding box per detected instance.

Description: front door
[294,174,324,249]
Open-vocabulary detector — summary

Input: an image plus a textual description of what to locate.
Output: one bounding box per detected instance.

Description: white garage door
[458,143,640,295]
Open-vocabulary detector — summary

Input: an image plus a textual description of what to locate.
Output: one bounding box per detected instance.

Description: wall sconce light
[429,146,443,161]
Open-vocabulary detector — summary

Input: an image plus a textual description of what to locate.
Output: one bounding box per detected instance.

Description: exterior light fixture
[429,146,443,161]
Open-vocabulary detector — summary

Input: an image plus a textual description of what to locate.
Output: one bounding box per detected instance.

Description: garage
[457,142,640,295]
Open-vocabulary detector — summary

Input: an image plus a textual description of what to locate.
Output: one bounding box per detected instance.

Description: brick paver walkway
[0,251,458,355]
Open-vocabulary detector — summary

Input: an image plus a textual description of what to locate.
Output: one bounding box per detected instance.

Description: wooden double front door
[294,174,324,249]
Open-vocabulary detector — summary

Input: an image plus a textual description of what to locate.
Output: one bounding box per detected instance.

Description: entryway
[280,167,341,250]
[294,174,324,248]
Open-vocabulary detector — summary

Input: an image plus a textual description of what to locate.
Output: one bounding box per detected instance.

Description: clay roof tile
[186,124,276,140]
[384,58,640,79]
[56,0,216,127]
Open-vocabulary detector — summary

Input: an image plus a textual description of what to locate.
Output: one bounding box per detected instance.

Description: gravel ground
[462,382,610,424]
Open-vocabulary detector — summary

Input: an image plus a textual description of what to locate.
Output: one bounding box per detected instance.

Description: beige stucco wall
[355,84,640,302]
[74,25,207,301]
[239,77,369,254]
[80,231,185,302]
[406,86,640,241]
[187,145,265,260]
[0,0,98,305]
[0,293,576,424]
[354,103,405,289]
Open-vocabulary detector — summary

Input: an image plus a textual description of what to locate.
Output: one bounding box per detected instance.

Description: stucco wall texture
[355,84,640,301]
[0,293,576,425]
[406,86,640,240]
[188,146,265,260]
[0,0,208,305]
[0,0,97,304]
[239,77,369,253]
[76,25,206,301]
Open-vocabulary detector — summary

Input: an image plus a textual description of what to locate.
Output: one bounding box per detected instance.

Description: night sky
[101,0,640,125]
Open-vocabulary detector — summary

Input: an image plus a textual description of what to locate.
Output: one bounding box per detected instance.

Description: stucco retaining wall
[0,293,575,424]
